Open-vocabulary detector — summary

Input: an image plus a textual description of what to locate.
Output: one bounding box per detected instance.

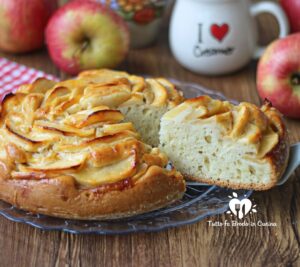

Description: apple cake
[77,69,184,146]
[0,77,185,220]
[159,96,289,190]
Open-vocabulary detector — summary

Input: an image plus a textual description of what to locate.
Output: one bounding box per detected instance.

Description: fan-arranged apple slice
[34,120,95,137]
[102,122,134,135]
[155,78,182,107]
[18,153,86,173]
[1,93,27,116]
[146,79,168,106]
[3,120,59,152]
[81,82,131,108]
[40,86,73,114]
[18,78,56,94]
[78,69,146,92]
[55,131,139,152]
[75,110,124,128]
[73,151,137,186]
[89,139,143,167]
[63,106,108,125]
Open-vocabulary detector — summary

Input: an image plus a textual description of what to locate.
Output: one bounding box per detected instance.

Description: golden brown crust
[263,102,290,189]
[0,166,185,220]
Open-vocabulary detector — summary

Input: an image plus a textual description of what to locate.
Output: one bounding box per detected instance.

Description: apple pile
[0,0,129,74]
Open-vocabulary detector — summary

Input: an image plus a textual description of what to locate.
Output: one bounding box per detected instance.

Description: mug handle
[251,2,289,59]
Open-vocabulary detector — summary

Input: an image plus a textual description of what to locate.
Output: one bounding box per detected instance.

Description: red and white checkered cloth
[0,57,58,100]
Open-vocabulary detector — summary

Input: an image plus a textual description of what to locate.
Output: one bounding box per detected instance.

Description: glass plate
[0,79,252,234]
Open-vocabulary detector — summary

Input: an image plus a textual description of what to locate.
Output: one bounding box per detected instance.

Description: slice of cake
[159,96,289,190]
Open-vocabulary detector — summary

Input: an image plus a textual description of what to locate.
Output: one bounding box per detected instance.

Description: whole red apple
[0,0,58,53]
[257,34,300,118]
[45,1,129,75]
[280,0,300,33]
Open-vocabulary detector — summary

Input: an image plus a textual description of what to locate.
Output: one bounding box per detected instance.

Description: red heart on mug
[210,24,229,42]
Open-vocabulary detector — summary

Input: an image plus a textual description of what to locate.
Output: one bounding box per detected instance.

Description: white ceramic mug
[169,0,289,75]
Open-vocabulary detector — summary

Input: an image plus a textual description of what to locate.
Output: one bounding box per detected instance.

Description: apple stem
[81,39,89,52]
[72,38,90,60]
[291,73,300,86]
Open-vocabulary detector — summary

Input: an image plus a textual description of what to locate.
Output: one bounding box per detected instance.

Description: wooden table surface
[0,5,300,267]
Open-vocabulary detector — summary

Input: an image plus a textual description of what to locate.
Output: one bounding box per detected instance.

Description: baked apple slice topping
[17,78,56,94]
[81,84,131,108]
[18,153,86,173]
[72,151,138,186]
[146,78,168,106]
[75,110,124,128]
[34,120,95,137]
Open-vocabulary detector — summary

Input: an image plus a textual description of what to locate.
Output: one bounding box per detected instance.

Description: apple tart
[0,77,185,220]
[160,96,289,190]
